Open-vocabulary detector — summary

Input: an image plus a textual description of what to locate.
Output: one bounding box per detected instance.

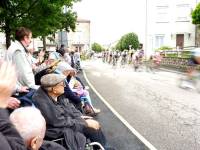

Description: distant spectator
[70,51,75,68]
[63,48,71,65]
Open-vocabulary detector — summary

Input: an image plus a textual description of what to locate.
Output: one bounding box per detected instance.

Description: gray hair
[10,107,46,142]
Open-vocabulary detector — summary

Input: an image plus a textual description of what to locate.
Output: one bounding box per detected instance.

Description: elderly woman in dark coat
[32,74,106,150]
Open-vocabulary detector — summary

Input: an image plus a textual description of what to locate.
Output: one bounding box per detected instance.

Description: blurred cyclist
[180,48,200,89]
[187,48,200,79]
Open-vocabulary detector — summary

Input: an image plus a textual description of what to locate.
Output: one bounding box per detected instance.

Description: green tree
[192,3,200,25]
[92,42,103,52]
[0,0,79,48]
[191,3,200,46]
[116,32,139,51]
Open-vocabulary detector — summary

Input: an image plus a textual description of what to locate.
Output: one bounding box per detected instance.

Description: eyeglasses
[56,81,66,87]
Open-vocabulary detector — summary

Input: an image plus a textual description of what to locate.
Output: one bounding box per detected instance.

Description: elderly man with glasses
[32,73,106,150]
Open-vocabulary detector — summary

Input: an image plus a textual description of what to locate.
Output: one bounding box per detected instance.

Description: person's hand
[7,97,20,109]
[85,119,100,130]
[32,64,37,70]
[18,86,29,93]
[0,61,17,108]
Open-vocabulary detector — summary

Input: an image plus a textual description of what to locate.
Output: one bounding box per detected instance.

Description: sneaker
[181,81,196,90]
[85,86,90,90]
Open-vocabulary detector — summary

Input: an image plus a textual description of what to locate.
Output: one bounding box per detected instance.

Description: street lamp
[59,5,68,47]
[76,29,81,52]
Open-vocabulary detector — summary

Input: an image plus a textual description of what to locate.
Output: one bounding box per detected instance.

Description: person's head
[57,49,65,56]
[40,74,66,98]
[38,50,45,57]
[70,51,74,55]
[56,62,76,77]
[10,107,46,150]
[15,27,32,47]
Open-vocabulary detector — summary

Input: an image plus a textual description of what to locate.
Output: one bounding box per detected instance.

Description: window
[155,35,164,48]
[175,4,190,22]
[156,5,170,23]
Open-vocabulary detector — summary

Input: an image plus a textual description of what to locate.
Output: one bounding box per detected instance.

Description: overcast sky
[73,0,146,46]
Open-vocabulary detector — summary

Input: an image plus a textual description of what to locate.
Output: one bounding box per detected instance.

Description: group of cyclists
[101,49,162,72]
[101,47,200,92]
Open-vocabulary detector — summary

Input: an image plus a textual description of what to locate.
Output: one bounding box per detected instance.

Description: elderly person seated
[56,61,100,114]
[32,74,106,150]
[10,107,45,150]
[10,107,66,150]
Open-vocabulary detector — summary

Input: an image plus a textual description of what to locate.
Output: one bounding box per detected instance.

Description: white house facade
[146,0,200,56]
[67,19,90,52]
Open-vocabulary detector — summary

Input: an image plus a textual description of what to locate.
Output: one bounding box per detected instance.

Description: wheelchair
[52,138,105,150]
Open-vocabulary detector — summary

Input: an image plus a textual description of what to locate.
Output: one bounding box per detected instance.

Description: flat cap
[40,74,66,87]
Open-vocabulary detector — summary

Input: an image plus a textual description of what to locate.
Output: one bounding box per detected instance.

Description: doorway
[176,34,184,49]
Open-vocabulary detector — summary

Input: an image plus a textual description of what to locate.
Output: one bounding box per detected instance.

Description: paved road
[82,59,200,150]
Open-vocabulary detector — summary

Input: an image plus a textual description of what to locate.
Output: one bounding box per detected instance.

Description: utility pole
[195,0,198,47]
[144,0,148,59]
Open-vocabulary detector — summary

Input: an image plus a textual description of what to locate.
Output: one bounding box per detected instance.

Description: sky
[73,0,147,46]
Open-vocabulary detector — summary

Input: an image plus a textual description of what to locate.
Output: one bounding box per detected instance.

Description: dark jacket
[64,83,81,104]
[32,87,86,150]
[40,140,66,150]
[0,109,27,150]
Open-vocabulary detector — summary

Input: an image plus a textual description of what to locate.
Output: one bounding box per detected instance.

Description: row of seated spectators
[0,27,114,150]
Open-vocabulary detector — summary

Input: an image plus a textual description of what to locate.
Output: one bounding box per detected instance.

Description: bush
[157,46,173,51]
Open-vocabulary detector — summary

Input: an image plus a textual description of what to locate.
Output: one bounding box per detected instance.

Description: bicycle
[178,71,200,93]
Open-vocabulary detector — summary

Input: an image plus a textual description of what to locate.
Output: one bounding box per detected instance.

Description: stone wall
[160,57,200,71]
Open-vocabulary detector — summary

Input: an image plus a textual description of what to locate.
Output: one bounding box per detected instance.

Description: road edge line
[83,70,157,150]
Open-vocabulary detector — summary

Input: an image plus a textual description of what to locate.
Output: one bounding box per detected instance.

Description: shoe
[180,81,196,90]
[93,108,101,114]
[85,86,90,90]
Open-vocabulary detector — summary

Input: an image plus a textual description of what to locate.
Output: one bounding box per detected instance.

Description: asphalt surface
[78,73,148,150]
[80,59,200,150]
